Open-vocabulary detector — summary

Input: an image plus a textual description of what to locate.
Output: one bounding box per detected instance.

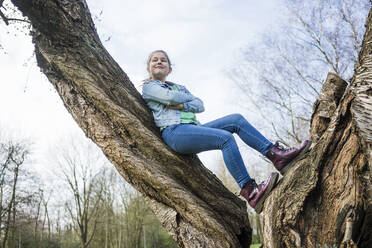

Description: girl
[141,50,311,213]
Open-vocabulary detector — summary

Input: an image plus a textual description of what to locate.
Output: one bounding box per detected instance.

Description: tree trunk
[262,8,372,248]
[9,0,252,247]
[2,160,19,248]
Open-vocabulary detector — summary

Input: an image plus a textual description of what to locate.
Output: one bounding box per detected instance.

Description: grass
[250,244,262,248]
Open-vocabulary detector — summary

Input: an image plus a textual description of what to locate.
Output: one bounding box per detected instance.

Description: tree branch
[0,9,29,25]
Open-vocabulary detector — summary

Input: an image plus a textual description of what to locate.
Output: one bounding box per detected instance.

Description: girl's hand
[168,104,184,110]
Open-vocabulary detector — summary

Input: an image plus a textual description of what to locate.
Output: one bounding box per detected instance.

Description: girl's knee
[229,113,245,123]
[220,131,235,147]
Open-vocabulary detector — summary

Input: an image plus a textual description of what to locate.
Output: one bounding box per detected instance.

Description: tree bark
[9,0,252,247]
[262,8,372,248]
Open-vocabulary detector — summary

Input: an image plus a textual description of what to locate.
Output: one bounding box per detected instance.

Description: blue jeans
[161,114,273,188]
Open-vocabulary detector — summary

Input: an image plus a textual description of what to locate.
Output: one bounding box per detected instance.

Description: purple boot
[240,172,279,213]
[266,140,312,175]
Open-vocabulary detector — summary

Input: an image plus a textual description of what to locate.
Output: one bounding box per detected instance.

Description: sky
[0,0,282,177]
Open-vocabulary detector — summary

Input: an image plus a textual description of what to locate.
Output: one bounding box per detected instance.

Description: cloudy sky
[0,0,282,174]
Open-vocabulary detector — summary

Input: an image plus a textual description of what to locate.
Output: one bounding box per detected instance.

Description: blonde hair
[144,50,172,82]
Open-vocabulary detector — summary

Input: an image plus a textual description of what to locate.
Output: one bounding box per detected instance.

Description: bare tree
[89,167,178,248]
[0,138,30,248]
[40,189,52,240]
[53,139,106,248]
[215,159,264,244]
[230,0,370,145]
[215,159,240,194]
[261,54,372,248]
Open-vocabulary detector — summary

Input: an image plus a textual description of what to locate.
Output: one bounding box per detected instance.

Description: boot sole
[254,173,279,214]
[280,140,312,175]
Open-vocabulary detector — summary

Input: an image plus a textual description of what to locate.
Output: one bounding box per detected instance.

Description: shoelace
[274,140,296,152]
[251,180,258,188]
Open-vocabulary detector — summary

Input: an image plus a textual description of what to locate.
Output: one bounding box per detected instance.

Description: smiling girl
[141,50,311,213]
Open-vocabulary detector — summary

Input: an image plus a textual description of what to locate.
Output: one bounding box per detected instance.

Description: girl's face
[147,51,172,82]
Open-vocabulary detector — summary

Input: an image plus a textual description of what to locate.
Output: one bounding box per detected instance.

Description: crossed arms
[142,81,205,113]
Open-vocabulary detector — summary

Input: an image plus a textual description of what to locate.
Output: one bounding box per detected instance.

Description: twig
[0,9,9,25]
[0,9,30,25]
[6,17,30,24]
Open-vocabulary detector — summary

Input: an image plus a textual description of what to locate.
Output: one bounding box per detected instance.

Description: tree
[52,138,107,248]
[229,1,372,246]
[216,159,263,244]
[228,1,372,246]
[261,23,372,248]
[4,1,372,247]
[88,166,178,248]
[0,137,32,248]
[230,0,370,145]
[0,133,60,248]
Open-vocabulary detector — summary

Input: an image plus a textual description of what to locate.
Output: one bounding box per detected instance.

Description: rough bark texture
[9,0,252,247]
[310,72,348,143]
[262,8,372,248]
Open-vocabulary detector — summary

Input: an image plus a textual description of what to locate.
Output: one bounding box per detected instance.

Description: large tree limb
[10,0,252,247]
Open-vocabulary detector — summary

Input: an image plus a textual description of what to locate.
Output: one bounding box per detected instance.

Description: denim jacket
[142,80,205,127]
